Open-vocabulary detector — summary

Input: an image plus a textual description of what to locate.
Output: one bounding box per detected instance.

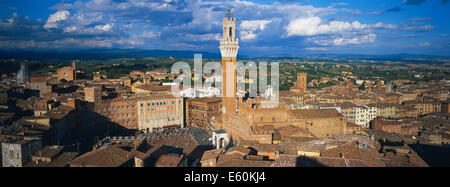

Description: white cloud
[44,10,70,29]
[94,24,113,32]
[196,33,220,41]
[239,19,273,41]
[402,24,435,32]
[371,11,384,15]
[331,2,349,6]
[63,26,77,33]
[285,16,399,46]
[240,20,272,31]
[140,31,161,38]
[306,47,328,51]
[419,42,431,48]
[240,31,257,41]
[334,34,376,45]
[371,22,398,29]
[313,33,377,46]
[285,16,368,37]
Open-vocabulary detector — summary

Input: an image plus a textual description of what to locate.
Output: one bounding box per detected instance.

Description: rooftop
[187,97,222,103]
[33,146,64,159]
[200,149,223,162]
[289,109,342,119]
[70,146,135,167]
[155,155,183,167]
[135,84,171,92]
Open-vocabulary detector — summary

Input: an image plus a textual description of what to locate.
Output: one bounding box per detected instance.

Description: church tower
[72,61,77,81]
[220,9,239,115]
[290,72,307,94]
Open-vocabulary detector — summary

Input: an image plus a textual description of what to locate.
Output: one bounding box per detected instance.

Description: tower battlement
[220,10,239,58]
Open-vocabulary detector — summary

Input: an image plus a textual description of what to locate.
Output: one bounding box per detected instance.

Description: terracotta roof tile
[155,155,183,167]
[70,146,135,167]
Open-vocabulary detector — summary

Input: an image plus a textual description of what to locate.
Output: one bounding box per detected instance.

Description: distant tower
[72,61,76,71]
[376,80,383,92]
[72,61,77,81]
[290,72,307,94]
[220,9,239,115]
[84,87,102,103]
[297,73,307,93]
[16,63,30,84]
[386,83,392,93]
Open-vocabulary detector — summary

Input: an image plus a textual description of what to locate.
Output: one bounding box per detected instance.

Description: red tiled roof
[200,149,223,162]
[289,109,342,119]
[155,155,183,167]
[70,146,135,167]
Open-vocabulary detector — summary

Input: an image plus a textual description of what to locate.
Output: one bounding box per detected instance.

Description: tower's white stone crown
[220,14,239,58]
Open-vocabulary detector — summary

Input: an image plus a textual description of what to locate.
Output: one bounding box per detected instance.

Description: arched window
[229,27,232,38]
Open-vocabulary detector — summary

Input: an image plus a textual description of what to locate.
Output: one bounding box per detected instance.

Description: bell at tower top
[226,9,232,17]
[223,9,235,21]
[219,8,239,58]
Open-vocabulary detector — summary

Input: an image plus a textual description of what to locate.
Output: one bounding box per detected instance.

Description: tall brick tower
[297,72,307,93]
[220,9,239,115]
[290,72,307,94]
[72,61,77,81]
[219,10,240,145]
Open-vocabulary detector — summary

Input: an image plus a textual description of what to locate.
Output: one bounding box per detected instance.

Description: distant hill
[0,49,447,62]
[0,49,222,61]
[304,53,448,60]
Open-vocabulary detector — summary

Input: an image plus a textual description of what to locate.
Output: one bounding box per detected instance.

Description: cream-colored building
[137,94,183,133]
[371,103,399,118]
[340,103,376,128]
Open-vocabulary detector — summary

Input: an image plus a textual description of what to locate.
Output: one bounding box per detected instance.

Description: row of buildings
[0,9,448,167]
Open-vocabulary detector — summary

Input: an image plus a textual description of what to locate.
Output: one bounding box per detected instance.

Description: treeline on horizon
[0,49,448,63]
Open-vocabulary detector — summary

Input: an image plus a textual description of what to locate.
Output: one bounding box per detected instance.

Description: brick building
[94,93,183,132]
[136,93,183,133]
[84,87,102,103]
[56,62,76,82]
[29,76,48,97]
[372,103,400,118]
[441,100,450,113]
[384,93,401,104]
[404,101,441,116]
[371,118,419,136]
[186,97,222,129]
[96,98,138,129]
[0,87,8,104]
[290,73,307,94]
[2,139,43,167]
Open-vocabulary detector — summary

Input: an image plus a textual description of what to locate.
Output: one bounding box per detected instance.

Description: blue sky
[0,0,449,56]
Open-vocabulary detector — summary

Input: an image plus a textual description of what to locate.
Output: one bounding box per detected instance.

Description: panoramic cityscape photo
[0,0,449,174]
